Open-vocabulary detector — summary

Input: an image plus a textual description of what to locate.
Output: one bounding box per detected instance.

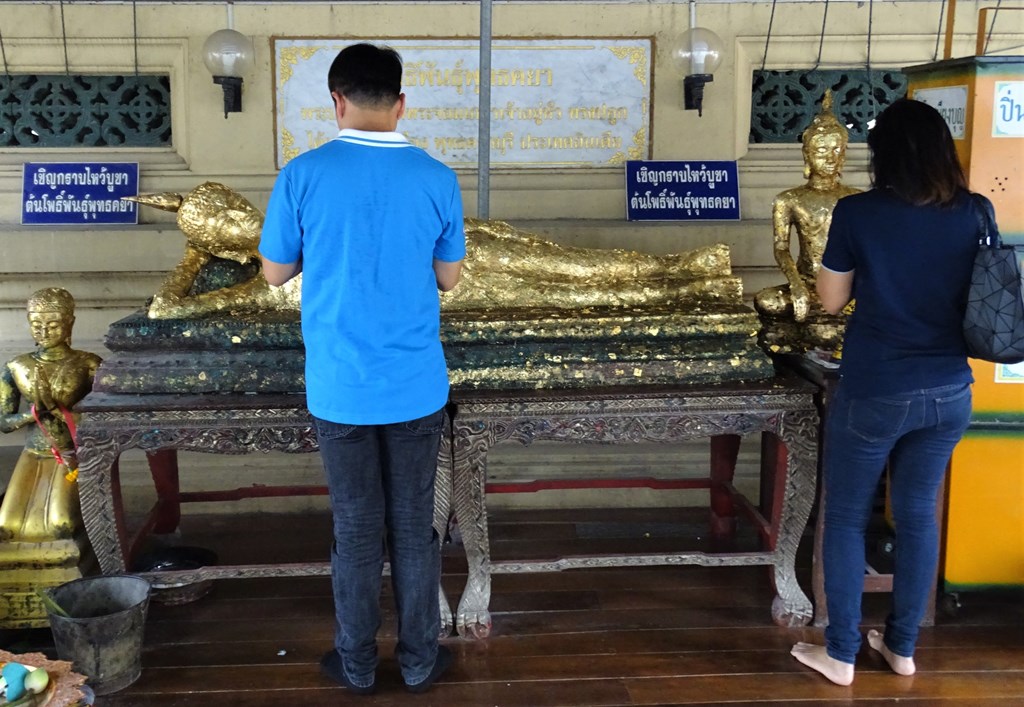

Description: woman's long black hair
[867,98,968,206]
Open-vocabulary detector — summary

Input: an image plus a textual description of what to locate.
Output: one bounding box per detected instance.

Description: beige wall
[0,0,1019,345]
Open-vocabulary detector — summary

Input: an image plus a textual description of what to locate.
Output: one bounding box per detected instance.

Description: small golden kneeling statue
[0,288,102,627]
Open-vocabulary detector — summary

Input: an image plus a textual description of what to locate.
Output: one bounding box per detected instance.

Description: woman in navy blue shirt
[791,99,989,685]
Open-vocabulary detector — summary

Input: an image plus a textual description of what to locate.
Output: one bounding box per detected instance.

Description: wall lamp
[202,28,253,118]
[670,2,724,118]
[671,26,724,117]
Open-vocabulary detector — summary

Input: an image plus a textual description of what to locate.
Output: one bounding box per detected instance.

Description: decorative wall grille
[750,69,907,144]
[0,74,171,148]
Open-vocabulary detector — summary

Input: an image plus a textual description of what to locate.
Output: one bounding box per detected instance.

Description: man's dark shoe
[320,649,376,695]
[406,645,453,694]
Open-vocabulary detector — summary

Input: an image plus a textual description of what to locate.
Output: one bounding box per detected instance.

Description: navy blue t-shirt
[821,188,983,398]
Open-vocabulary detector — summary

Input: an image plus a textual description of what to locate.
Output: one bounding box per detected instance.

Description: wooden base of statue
[0,450,94,628]
[96,302,774,395]
[758,314,846,356]
[0,534,95,628]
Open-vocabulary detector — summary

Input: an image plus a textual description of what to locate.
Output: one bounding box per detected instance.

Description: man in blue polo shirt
[259,43,465,696]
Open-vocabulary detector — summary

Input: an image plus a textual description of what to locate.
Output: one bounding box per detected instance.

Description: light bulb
[670,27,724,77]
[202,29,254,78]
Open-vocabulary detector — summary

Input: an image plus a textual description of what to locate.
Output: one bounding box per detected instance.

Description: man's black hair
[328,43,403,109]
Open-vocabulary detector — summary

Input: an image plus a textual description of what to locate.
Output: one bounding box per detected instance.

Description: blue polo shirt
[260,129,465,424]
[822,188,979,398]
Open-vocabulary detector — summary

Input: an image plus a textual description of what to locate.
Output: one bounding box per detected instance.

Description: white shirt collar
[336,129,410,145]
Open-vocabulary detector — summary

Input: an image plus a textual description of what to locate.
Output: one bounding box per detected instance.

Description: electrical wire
[984,0,1004,56]
[813,0,830,70]
[761,0,778,72]
[933,0,946,60]
[866,0,874,74]
[0,25,10,79]
[133,0,140,76]
[866,0,875,120]
[59,0,70,74]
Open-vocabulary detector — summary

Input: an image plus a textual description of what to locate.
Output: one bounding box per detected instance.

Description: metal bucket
[44,575,150,696]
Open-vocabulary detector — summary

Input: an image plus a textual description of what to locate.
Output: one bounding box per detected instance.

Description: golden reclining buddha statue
[106,182,772,392]
[130,182,741,320]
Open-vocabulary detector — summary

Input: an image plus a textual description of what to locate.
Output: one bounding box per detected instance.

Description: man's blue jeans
[313,408,445,688]
[822,382,972,664]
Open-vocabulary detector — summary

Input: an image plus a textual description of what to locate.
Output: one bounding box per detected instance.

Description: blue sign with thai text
[625,160,740,221]
[22,162,139,225]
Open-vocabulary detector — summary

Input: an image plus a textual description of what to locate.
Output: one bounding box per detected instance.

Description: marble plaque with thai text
[273,38,651,169]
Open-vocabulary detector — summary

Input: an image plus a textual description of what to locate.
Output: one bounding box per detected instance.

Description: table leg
[146,449,181,534]
[759,433,788,540]
[451,421,495,640]
[76,427,129,574]
[812,487,829,627]
[709,434,741,537]
[767,408,819,627]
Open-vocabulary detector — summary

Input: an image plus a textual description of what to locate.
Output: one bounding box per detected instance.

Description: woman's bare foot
[790,642,855,686]
[867,629,916,676]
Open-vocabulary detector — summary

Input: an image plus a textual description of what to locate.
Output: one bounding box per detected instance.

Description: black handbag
[962,194,1024,364]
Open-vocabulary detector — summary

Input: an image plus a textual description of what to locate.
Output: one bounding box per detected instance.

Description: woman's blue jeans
[313,408,445,688]
[822,382,971,664]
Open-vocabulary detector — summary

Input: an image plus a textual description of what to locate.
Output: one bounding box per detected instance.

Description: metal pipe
[477,0,492,220]
[978,7,1020,56]
[978,7,991,55]
[943,0,957,59]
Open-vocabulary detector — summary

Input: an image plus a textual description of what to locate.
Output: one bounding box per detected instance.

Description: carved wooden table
[75,378,819,639]
[446,377,820,637]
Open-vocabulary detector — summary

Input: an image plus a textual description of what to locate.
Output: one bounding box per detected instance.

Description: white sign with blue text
[625,160,740,221]
[913,86,968,139]
[22,162,139,225]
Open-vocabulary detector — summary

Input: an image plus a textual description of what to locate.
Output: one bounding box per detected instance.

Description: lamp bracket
[683,73,713,117]
[212,75,243,119]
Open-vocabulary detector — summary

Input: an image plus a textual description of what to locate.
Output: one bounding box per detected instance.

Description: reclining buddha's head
[129,182,265,264]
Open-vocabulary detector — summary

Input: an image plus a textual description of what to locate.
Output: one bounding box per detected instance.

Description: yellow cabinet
[906,56,1024,590]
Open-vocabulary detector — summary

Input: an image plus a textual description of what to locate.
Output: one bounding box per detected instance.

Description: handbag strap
[970,192,1001,248]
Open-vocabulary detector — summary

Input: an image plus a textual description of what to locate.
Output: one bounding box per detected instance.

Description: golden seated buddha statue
[753,91,860,355]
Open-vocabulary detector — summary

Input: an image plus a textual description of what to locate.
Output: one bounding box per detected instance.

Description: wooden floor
[3,507,1023,706]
